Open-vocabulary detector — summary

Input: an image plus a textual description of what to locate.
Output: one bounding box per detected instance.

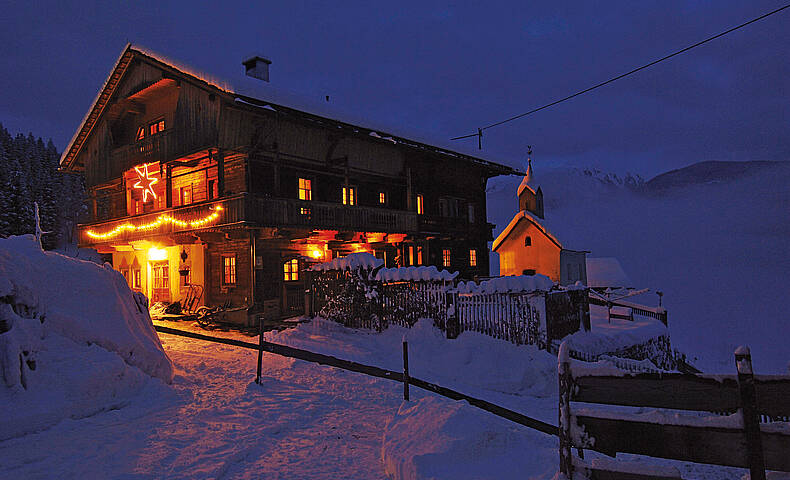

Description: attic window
[524,236,532,247]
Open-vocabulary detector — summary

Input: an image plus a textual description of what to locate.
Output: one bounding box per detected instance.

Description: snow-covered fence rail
[558,343,790,480]
[588,294,668,325]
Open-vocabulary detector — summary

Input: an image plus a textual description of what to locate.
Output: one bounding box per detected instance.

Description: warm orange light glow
[133,163,159,202]
[148,246,167,261]
[86,206,223,240]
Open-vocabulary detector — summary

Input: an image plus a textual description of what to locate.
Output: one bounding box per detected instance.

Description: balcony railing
[78,195,246,246]
[79,194,418,246]
[248,197,418,233]
[110,129,174,168]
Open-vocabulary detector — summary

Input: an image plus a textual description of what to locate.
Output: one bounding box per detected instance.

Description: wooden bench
[558,343,790,480]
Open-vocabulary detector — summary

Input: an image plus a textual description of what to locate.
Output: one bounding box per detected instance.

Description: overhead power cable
[451,3,790,145]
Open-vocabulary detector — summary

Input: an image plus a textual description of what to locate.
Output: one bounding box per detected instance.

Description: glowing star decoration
[86,206,223,240]
[133,163,159,202]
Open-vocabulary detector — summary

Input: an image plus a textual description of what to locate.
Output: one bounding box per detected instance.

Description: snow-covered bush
[0,235,173,439]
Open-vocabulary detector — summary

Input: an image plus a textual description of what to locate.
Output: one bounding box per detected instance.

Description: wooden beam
[574,415,790,471]
[573,374,740,412]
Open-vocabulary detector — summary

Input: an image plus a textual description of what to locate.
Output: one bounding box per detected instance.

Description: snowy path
[0,332,401,479]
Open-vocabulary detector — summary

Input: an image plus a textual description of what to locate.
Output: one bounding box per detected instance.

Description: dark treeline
[0,123,84,250]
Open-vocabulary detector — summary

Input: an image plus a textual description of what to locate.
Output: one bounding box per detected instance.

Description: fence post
[445,291,459,339]
[558,341,574,478]
[304,270,313,318]
[403,341,410,401]
[255,315,264,385]
[735,346,766,480]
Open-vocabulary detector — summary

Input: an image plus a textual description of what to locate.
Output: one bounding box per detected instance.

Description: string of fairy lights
[85,205,224,240]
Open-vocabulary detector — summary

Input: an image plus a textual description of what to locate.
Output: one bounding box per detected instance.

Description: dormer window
[149,119,165,136]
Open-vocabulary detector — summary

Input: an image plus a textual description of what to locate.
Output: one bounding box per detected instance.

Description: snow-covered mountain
[487,160,790,372]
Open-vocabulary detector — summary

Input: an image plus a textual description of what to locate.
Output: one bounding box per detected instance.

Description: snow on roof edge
[492,210,563,252]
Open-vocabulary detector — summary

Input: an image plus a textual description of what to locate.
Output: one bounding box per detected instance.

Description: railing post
[402,341,410,401]
[558,341,574,478]
[735,346,766,480]
[255,315,264,385]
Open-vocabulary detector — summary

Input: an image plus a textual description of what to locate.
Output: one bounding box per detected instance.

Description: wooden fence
[589,294,668,325]
[153,324,557,437]
[454,291,544,346]
[559,344,790,480]
[311,270,591,350]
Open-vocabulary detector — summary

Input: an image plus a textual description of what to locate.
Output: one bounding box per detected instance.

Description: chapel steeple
[517,146,544,219]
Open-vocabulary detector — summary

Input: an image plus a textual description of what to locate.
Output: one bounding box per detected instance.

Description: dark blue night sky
[1,1,787,176]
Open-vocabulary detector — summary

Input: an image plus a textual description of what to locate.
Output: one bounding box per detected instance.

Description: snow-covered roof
[492,210,563,252]
[61,44,524,178]
[310,252,384,272]
[585,257,632,288]
[516,175,536,197]
[456,274,554,294]
[374,266,458,282]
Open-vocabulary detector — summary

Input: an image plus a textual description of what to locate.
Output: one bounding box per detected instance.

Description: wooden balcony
[109,129,214,169]
[248,197,418,233]
[78,194,418,247]
[78,195,246,246]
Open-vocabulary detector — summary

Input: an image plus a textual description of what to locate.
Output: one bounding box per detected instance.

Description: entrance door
[151,260,170,303]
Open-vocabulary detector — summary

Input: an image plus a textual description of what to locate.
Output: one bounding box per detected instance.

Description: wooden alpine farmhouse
[60,44,521,324]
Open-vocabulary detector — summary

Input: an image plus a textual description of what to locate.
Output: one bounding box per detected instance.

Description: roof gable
[492,210,563,252]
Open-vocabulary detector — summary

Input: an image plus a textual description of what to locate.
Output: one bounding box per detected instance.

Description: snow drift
[0,235,173,439]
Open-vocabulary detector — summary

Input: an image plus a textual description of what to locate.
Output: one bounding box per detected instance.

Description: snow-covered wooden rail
[558,343,790,480]
[153,325,558,437]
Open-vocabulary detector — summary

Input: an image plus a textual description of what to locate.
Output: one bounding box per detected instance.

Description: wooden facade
[61,45,521,325]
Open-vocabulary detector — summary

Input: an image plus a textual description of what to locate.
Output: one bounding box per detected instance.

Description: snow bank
[456,274,554,294]
[310,252,384,272]
[0,235,173,439]
[585,257,632,289]
[375,266,458,282]
[382,396,557,480]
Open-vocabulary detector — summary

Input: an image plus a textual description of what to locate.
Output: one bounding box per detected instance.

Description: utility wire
[451,3,790,142]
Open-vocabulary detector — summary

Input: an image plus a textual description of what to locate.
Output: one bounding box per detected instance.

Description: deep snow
[2,316,765,479]
[0,235,172,440]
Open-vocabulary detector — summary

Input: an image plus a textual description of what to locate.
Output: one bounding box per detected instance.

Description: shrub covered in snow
[0,235,173,439]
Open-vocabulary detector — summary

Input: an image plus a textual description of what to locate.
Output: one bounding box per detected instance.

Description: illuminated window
[342,186,357,206]
[469,249,477,267]
[408,245,414,266]
[133,269,142,289]
[149,119,165,135]
[180,185,192,206]
[379,192,386,205]
[442,249,451,267]
[120,268,130,284]
[300,207,311,216]
[222,256,236,285]
[135,126,145,141]
[525,236,532,247]
[284,258,299,281]
[416,194,424,215]
[298,178,312,201]
[417,246,423,265]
